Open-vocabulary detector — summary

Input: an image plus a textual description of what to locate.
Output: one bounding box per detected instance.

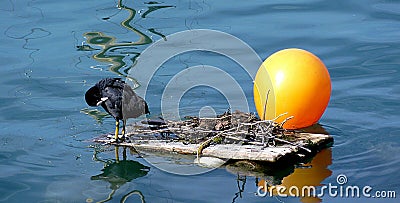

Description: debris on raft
[93,110,333,163]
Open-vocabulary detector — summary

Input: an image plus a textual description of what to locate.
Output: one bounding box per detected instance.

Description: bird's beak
[96,97,108,106]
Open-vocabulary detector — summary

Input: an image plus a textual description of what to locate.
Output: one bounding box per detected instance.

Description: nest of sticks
[124,109,311,156]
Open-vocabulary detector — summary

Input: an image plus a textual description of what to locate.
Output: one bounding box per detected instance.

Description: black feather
[85,78,149,121]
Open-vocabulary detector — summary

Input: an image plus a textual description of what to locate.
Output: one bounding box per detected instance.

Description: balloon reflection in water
[258,148,332,203]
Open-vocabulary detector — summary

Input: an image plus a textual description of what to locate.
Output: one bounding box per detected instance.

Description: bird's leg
[123,147,127,161]
[115,146,120,162]
[115,120,120,142]
[121,119,127,140]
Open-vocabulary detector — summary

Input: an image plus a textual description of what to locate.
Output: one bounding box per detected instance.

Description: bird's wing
[122,84,149,119]
[99,79,124,120]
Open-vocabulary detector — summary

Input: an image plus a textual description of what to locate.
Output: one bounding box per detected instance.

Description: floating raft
[94,111,333,163]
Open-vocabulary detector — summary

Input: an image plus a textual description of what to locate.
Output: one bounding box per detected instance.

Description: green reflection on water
[140,4,174,18]
[80,108,110,124]
[81,0,172,80]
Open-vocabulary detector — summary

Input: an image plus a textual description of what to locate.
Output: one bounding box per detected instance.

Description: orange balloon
[253,48,331,129]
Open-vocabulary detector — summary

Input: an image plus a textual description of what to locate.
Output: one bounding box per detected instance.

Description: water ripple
[0,0,400,202]
[0,180,30,202]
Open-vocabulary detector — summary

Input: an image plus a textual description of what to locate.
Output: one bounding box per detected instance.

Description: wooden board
[94,133,333,162]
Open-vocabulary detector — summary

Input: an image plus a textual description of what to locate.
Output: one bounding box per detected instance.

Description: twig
[279,116,294,127]
[263,89,270,120]
[273,137,311,153]
[197,133,224,159]
[199,114,231,120]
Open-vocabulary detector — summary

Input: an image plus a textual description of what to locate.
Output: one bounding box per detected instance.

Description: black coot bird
[85,78,149,141]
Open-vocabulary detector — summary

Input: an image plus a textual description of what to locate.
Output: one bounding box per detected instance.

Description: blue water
[1,0,399,202]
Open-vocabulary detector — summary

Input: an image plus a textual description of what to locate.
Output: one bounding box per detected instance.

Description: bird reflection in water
[91,146,150,203]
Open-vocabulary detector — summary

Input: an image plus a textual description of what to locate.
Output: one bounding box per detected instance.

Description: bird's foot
[118,135,126,143]
[111,137,125,144]
[106,134,122,143]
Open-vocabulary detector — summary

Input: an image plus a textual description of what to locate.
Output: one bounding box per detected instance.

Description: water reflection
[80,108,110,124]
[258,149,332,203]
[232,174,247,203]
[91,146,150,203]
[140,2,174,19]
[78,0,172,79]
[82,31,143,80]
[226,148,332,203]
